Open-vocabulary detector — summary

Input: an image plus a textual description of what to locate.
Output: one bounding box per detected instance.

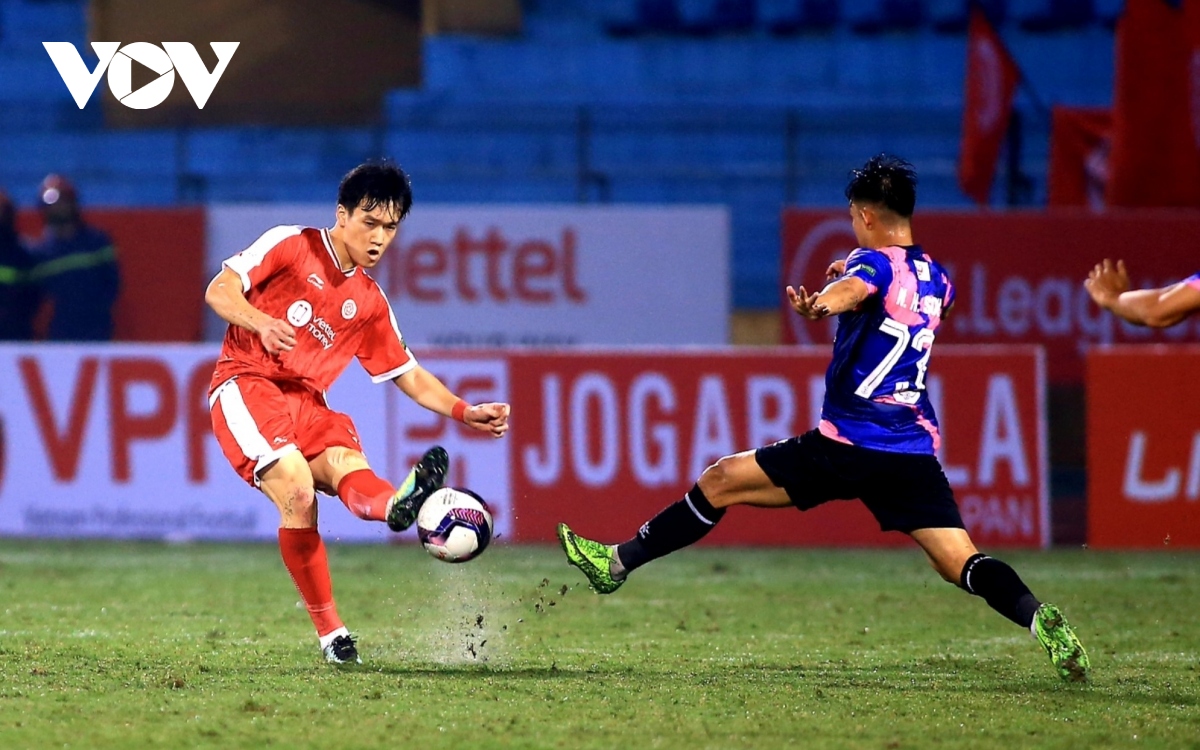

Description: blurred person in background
[1085,259,1200,327]
[27,174,120,341]
[0,190,39,340]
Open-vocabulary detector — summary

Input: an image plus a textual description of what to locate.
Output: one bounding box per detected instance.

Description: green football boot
[557,523,624,594]
[386,446,449,532]
[1033,603,1090,683]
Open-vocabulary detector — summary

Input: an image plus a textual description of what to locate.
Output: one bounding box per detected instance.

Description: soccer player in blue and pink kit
[559,155,1090,682]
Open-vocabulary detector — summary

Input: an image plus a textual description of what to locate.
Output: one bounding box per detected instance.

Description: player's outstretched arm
[204,267,297,354]
[393,365,510,438]
[1085,259,1200,328]
[786,276,870,320]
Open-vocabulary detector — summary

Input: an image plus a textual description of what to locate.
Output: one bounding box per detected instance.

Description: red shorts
[210,376,363,487]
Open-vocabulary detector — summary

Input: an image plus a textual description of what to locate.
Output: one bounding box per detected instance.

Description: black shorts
[754,429,963,534]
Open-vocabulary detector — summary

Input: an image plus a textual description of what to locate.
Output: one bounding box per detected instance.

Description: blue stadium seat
[1093,0,1122,27]
[709,0,757,32]
[0,0,86,54]
[675,0,722,34]
[927,0,1009,32]
[1010,0,1095,30]
[614,0,852,36]
[760,0,839,34]
[638,0,685,32]
[601,0,644,35]
[844,0,923,34]
[600,0,686,35]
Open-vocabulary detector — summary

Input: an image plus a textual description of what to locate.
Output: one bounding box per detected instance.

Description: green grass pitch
[0,541,1197,748]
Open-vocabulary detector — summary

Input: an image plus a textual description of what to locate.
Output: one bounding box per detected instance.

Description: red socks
[336,469,396,522]
[278,527,343,637]
[279,471,395,639]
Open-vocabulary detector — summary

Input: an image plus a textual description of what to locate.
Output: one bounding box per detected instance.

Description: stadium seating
[843,0,925,33]
[0,0,1116,307]
[1091,0,1122,27]
[1010,0,1095,31]
[927,0,1009,31]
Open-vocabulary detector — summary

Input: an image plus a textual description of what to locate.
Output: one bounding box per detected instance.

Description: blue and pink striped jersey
[818,245,954,455]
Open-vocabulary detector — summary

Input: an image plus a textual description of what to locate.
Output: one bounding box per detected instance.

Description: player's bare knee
[312,446,371,489]
[280,484,317,526]
[289,484,316,511]
[323,446,368,471]
[697,456,739,507]
[261,456,319,527]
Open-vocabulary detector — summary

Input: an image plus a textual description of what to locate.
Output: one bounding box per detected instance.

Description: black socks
[616,484,725,573]
[959,553,1042,628]
[611,490,1043,632]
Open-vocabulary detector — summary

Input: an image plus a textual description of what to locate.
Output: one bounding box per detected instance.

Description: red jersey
[210,225,416,395]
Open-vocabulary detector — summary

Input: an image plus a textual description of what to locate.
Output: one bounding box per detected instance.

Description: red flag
[1047,106,1111,208]
[1107,0,1200,207]
[958,4,1021,206]
[1191,1,1200,161]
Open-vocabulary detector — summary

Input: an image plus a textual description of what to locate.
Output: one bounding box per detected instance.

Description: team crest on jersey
[287,300,313,327]
[341,299,357,320]
[913,259,931,281]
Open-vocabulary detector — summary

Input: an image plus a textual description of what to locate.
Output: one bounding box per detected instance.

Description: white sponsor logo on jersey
[307,273,325,290]
[287,300,313,327]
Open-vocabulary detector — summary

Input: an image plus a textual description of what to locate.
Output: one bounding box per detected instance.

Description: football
[416,487,494,563]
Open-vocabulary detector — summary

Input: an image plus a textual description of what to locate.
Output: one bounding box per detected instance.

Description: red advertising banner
[1087,346,1200,548]
[508,347,1048,548]
[17,208,207,341]
[782,210,1200,384]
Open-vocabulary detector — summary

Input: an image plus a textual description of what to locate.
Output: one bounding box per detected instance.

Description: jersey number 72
[854,319,935,401]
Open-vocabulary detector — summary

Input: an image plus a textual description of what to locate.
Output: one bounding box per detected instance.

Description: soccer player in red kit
[206,162,510,664]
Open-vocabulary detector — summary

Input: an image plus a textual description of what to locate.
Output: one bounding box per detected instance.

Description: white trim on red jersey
[366,281,418,383]
[321,228,356,277]
[212,378,300,482]
[370,357,419,384]
[223,225,304,292]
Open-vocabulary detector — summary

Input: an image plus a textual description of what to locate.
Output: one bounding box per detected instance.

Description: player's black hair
[844,154,918,218]
[337,161,413,220]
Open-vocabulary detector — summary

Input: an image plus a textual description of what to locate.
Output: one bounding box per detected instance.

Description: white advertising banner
[0,345,511,543]
[205,204,730,346]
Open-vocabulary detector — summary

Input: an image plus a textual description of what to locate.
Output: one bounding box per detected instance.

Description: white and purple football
[416,487,494,563]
